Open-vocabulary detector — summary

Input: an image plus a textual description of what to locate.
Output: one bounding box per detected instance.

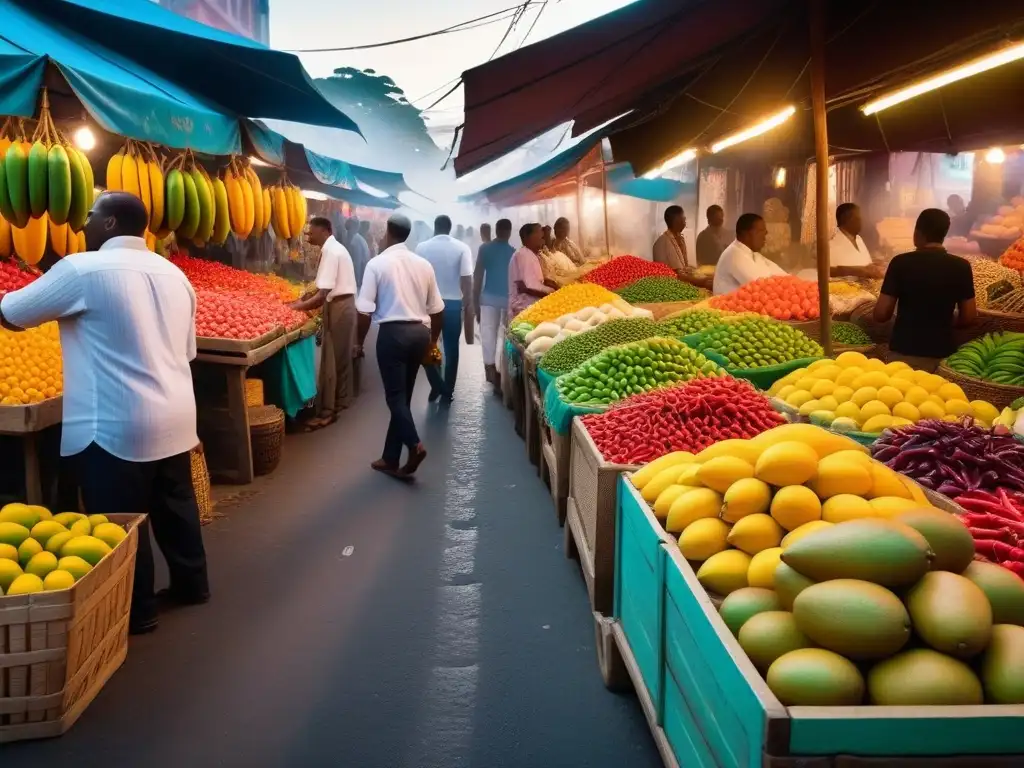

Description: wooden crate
[565,417,639,614]
[509,340,527,438]
[0,514,142,743]
[609,479,1024,767]
[540,419,570,526]
[523,356,541,469]
[195,325,284,355]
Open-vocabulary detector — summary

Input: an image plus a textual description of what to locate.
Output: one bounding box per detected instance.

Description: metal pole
[809,0,833,355]
[575,161,583,250]
[601,155,611,256]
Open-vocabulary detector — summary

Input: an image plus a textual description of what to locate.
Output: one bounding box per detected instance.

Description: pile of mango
[631,423,1024,706]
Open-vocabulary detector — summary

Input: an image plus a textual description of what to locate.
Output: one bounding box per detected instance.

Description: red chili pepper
[997,488,1024,522]
[1001,561,1024,578]
[968,526,1017,544]
[961,513,1011,530]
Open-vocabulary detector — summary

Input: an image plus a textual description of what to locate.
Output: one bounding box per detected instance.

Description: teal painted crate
[615,480,1024,767]
[614,475,673,714]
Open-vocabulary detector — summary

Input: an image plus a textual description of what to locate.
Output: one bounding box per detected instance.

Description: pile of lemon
[0,322,62,405]
[768,351,999,434]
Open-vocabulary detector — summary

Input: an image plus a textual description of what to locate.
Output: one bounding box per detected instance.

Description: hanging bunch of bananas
[266,176,307,242]
[219,156,271,243]
[0,99,94,265]
[106,140,168,250]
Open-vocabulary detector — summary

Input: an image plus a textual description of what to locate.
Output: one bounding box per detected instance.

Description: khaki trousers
[318,294,357,415]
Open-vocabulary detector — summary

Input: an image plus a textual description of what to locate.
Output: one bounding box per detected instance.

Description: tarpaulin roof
[456,0,1024,176]
[243,120,409,205]
[15,0,360,134]
[0,0,240,153]
[460,134,691,206]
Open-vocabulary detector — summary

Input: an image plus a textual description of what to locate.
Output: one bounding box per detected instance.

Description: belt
[381,320,422,325]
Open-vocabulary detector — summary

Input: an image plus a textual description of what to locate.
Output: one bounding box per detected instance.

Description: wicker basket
[249,405,284,476]
[976,307,1024,334]
[0,514,142,742]
[244,378,264,408]
[783,318,824,342]
[936,363,1024,410]
[832,342,876,357]
[190,443,213,524]
[850,301,894,344]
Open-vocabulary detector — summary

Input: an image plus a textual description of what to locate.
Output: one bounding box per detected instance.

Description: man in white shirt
[415,215,474,403]
[357,214,445,480]
[713,213,787,295]
[829,203,882,279]
[0,192,208,634]
[289,217,358,429]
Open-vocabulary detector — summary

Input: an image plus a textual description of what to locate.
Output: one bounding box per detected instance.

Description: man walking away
[479,223,492,247]
[416,215,474,403]
[359,219,378,258]
[357,214,444,480]
[346,218,372,290]
[289,217,358,429]
[475,219,515,393]
[0,192,208,634]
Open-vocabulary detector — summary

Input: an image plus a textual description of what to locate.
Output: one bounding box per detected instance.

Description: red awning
[455,0,786,177]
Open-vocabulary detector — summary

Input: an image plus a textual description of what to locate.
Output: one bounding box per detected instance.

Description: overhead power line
[286,3,542,53]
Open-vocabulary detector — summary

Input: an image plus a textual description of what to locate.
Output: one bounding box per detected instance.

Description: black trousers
[376,322,430,465]
[73,443,209,624]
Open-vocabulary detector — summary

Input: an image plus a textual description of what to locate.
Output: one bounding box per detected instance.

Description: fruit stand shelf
[0,397,63,505]
[609,476,1024,767]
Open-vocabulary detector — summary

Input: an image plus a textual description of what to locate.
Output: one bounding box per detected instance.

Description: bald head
[85,192,149,251]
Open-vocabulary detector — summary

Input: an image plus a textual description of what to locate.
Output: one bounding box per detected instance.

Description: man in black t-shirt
[873,208,977,372]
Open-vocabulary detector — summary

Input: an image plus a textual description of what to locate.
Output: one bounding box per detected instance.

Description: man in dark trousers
[0,192,208,634]
[356,214,444,480]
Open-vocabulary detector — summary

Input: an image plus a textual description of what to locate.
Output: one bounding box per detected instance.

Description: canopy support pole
[601,155,611,255]
[575,162,583,250]
[809,0,833,356]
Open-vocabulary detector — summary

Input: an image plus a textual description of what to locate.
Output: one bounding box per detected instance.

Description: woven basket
[783,319,824,342]
[190,443,213,524]
[249,405,284,476]
[849,301,894,344]
[0,514,142,742]
[244,378,264,408]
[975,307,1024,335]
[936,363,1024,410]
[832,343,876,357]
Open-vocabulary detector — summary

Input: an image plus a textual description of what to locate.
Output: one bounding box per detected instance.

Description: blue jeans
[426,300,463,399]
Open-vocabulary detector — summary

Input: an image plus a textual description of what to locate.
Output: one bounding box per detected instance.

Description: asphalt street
[4,336,660,767]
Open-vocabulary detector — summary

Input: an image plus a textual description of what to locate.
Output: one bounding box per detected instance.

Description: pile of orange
[709,275,821,321]
[998,235,1024,271]
[0,323,62,405]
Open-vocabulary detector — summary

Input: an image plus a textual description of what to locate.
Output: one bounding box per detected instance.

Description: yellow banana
[145,230,156,251]
[49,217,68,258]
[148,159,164,233]
[106,150,124,191]
[240,175,254,237]
[0,214,11,257]
[272,184,291,240]
[13,214,47,265]
[121,152,141,199]
[246,168,264,236]
[286,185,302,238]
[224,170,245,236]
[137,155,152,219]
[65,222,78,255]
[261,188,272,232]
[77,230,86,253]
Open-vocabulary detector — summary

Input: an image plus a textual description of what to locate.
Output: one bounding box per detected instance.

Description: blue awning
[0,0,240,153]
[15,0,359,134]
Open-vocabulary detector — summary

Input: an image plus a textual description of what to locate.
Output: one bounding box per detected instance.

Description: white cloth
[480,305,506,367]
[713,239,787,295]
[0,236,198,461]
[829,230,872,267]
[315,235,357,299]
[356,243,445,326]
[415,235,473,301]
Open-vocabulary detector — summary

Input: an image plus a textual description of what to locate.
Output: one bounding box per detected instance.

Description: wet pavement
[5,335,660,767]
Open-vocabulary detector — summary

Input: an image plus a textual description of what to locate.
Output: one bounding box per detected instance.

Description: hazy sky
[269,0,636,129]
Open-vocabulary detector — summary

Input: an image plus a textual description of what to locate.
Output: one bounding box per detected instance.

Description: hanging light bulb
[985,147,1006,164]
[773,167,787,188]
[73,126,96,152]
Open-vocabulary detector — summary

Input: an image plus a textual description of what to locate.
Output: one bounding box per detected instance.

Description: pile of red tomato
[581,254,677,290]
[581,376,785,465]
[999,236,1024,271]
[0,260,39,297]
[171,255,298,302]
[709,275,821,320]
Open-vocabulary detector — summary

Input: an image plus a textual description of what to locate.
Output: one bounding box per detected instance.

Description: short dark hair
[664,205,684,227]
[520,222,540,242]
[916,208,951,243]
[480,223,491,234]
[554,217,569,228]
[310,216,332,234]
[836,202,858,227]
[345,217,359,232]
[387,214,411,241]
[434,215,452,235]
[736,213,763,237]
[496,218,512,235]
[706,204,723,218]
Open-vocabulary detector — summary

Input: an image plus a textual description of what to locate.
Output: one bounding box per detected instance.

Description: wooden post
[575,161,583,250]
[601,155,611,255]
[809,0,833,355]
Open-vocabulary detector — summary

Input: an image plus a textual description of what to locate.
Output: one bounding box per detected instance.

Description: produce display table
[507,339,527,438]
[0,397,63,505]
[523,354,542,470]
[539,416,570,525]
[606,477,1024,768]
[193,324,313,484]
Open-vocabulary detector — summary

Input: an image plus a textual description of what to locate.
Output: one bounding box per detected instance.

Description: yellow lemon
[43,569,76,591]
[834,401,861,422]
[770,485,822,531]
[784,390,813,409]
[920,373,945,393]
[835,367,863,387]
[697,457,755,494]
[851,387,879,407]
[863,358,887,373]
[892,402,920,422]
[971,400,999,423]
[821,494,875,523]
[794,376,819,393]
[888,377,913,395]
[814,365,843,382]
[876,386,903,409]
[835,351,868,368]
[816,395,839,412]
[0,558,23,591]
[6,573,44,595]
[911,370,933,385]
[904,386,930,406]
[854,371,890,390]
[831,385,854,403]
[890,368,916,383]
[775,384,797,401]
[721,477,772,523]
[861,414,897,433]
[938,382,967,401]
[869,496,921,518]
[944,399,972,417]
[859,400,891,420]
[666,488,723,534]
[807,359,833,372]
[727,513,784,555]
[781,520,834,548]
[884,360,911,374]
[678,518,731,562]
[918,400,945,420]
[696,550,752,596]
[798,399,822,417]
[810,379,836,398]
[747,547,784,589]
